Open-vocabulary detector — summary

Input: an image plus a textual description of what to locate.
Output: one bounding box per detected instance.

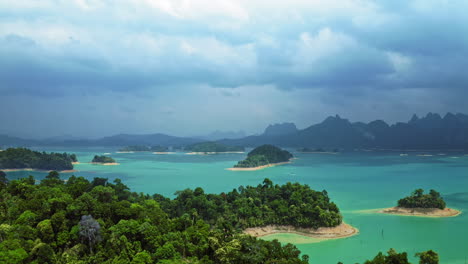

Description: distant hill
[220,113,468,150]
[263,123,298,136]
[0,133,202,147]
[195,130,246,141]
[2,112,468,149]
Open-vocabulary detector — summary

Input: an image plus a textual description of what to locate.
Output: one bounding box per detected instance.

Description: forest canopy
[0,148,75,171]
[397,189,446,209]
[0,174,314,263]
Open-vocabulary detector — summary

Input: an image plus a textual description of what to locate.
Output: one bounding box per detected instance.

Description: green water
[6,147,468,264]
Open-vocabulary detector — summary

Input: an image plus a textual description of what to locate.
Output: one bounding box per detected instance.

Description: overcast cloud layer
[1,0,467,138]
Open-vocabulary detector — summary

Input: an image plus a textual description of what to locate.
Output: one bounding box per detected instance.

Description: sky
[1,0,468,138]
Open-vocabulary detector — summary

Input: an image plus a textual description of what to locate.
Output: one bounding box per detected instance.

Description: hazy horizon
[1,1,468,138]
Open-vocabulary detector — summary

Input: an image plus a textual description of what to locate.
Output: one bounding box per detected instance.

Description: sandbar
[153,152,175,154]
[378,206,461,217]
[116,151,134,153]
[227,161,291,171]
[244,222,358,241]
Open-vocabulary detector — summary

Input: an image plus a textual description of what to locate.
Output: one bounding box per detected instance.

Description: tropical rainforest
[0,172,440,264]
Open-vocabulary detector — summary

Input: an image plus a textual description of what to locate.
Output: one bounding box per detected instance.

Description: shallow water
[6,147,468,264]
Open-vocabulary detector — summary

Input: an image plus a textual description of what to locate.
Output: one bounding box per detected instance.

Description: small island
[118,145,169,153]
[379,189,460,217]
[185,141,244,154]
[229,144,293,171]
[0,147,76,172]
[91,155,119,165]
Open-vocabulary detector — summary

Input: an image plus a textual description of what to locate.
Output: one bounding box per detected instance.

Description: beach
[244,222,358,241]
[89,162,120,166]
[227,161,291,171]
[378,207,461,217]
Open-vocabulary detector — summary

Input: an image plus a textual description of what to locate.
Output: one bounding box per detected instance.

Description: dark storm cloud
[1,0,468,137]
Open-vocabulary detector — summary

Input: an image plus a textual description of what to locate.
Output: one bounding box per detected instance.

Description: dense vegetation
[91,155,116,164]
[184,142,244,153]
[234,144,293,168]
[0,148,75,171]
[397,189,446,209]
[119,146,169,152]
[0,173,312,263]
[156,178,342,229]
[339,248,439,264]
[361,249,438,264]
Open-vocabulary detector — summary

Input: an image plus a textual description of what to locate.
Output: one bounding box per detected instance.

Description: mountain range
[1,112,468,150]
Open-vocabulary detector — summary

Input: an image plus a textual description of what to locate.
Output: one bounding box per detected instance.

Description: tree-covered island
[0,147,75,171]
[118,145,169,152]
[185,142,244,153]
[91,155,117,164]
[379,189,460,217]
[230,144,293,170]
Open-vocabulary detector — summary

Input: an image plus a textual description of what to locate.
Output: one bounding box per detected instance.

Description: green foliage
[92,155,116,164]
[159,178,342,229]
[415,250,439,264]
[234,144,293,168]
[0,174,309,263]
[343,248,439,264]
[0,148,75,170]
[185,142,244,153]
[397,189,446,209]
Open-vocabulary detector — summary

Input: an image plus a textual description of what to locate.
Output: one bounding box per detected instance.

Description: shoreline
[378,206,461,217]
[227,161,291,171]
[1,168,78,173]
[244,222,358,241]
[153,152,175,154]
[187,151,245,155]
[89,162,120,166]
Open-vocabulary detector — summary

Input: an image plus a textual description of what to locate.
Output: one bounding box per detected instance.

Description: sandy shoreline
[89,162,120,166]
[153,152,175,154]
[227,161,291,171]
[244,222,358,241]
[187,151,245,155]
[1,168,78,173]
[378,206,461,217]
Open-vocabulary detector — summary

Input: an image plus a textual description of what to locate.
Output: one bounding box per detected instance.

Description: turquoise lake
[6,147,468,264]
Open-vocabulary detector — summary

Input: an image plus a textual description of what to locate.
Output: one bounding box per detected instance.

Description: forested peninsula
[230,144,293,170]
[118,146,169,152]
[185,142,244,154]
[0,148,75,171]
[379,189,460,217]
